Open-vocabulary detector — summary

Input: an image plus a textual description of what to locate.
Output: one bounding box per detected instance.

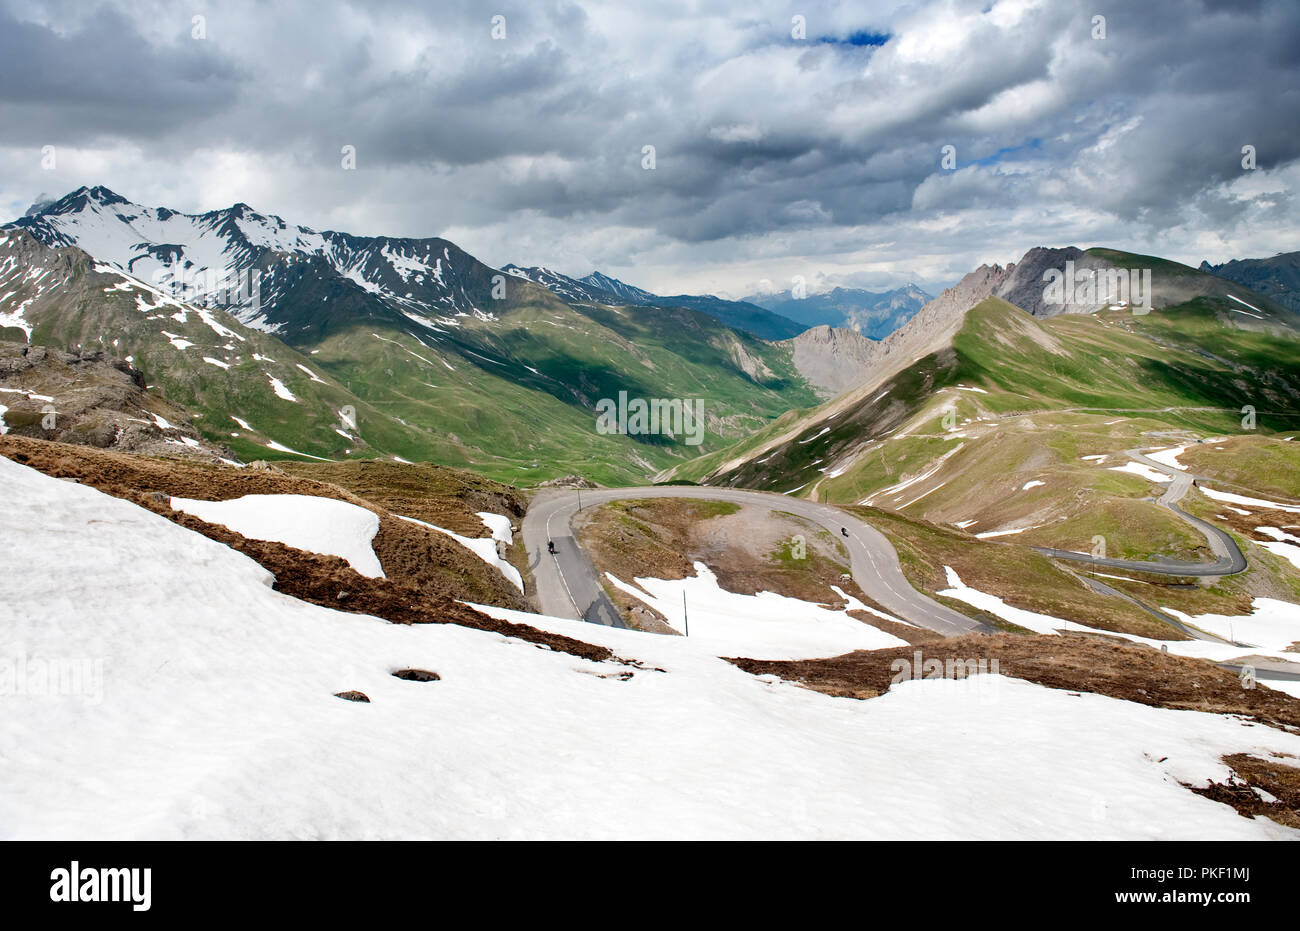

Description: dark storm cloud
[353,41,629,166]
[0,4,242,141]
[1042,0,1300,224]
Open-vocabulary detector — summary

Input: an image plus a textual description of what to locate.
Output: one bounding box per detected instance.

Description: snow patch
[1146,446,1189,471]
[264,439,330,461]
[267,375,297,402]
[170,493,384,578]
[938,567,1070,635]
[1227,294,1263,315]
[974,526,1034,539]
[1110,462,1173,483]
[1200,487,1300,513]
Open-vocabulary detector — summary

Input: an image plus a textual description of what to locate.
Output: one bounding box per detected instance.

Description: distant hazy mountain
[506,265,805,340]
[743,285,931,339]
[1201,251,1300,313]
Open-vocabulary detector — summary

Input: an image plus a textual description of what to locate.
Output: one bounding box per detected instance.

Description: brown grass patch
[730,632,1300,733]
[1187,753,1300,829]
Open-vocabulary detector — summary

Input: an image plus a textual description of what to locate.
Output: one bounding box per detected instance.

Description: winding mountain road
[522,485,987,637]
[1030,447,1247,577]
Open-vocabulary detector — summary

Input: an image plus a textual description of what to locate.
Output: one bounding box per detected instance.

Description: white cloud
[0,0,1297,296]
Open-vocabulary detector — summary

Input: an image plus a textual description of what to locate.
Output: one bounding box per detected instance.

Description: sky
[1,0,1298,299]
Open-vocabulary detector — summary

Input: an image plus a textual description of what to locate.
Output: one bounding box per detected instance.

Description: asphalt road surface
[1030,447,1247,577]
[522,485,986,636]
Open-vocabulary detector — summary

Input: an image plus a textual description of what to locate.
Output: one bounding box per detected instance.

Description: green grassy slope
[5,232,817,484]
[679,257,1300,585]
[301,289,818,485]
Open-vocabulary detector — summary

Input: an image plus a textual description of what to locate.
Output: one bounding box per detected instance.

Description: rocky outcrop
[993,246,1116,317]
[537,474,599,489]
[0,342,235,463]
[801,245,1133,401]
[784,325,879,395]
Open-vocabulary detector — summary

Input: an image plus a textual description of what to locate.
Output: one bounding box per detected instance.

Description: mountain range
[2,186,831,483]
[6,185,1300,503]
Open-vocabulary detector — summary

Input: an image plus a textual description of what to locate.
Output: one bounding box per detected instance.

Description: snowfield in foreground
[2,456,1299,840]
[170,493,385,578]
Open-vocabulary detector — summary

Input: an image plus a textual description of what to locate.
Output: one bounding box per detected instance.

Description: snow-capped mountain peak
[7,187,500,337]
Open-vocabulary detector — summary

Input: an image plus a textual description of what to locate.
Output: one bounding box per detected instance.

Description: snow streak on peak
[579,271,659,305]
[500,264,614,304]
